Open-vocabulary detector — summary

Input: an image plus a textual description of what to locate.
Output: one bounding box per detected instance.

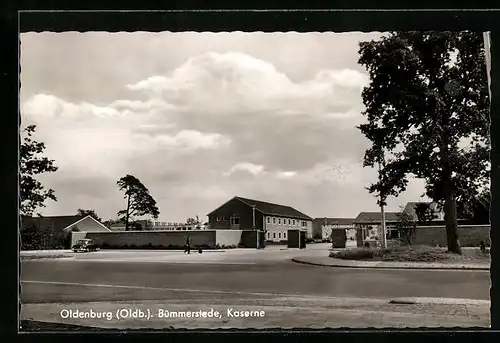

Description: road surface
[20,246,491,329]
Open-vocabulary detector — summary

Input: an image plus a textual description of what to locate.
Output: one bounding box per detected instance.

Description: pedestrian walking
[184,235,191,254]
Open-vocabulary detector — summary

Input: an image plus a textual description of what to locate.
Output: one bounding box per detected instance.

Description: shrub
[329,246,474,263]
[21,225,68,250]
[330,248,382,260]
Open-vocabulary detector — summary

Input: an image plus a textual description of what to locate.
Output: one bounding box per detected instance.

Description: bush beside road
[329,246,490,265]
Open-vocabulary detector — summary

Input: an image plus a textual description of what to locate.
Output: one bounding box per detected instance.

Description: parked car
[72,239,100,253]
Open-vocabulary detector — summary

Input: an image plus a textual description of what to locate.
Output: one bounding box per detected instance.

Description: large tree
[76,209,102,222]
[20,125,58,216]
[117,174,160,231]
[358,31,490,254]
[456,188,491,224]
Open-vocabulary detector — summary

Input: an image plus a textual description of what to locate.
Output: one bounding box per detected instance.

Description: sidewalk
[292,256,490,270]
[21,295,490,329]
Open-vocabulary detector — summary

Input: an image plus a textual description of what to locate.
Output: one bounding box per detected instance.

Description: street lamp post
[378,160,388,249]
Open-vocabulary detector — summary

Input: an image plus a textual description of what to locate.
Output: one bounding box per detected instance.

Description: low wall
[85,230,216,249]
[412,225,490,247]
[78,230,262,249]
[215,230,243,247]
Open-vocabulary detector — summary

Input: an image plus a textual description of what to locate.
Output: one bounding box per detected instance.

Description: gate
[288,230,306,249]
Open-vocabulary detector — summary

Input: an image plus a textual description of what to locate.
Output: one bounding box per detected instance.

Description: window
[267,232,270,239]
[293,219,296,225]
[288,219,291,225]
[387,229,400,240]
[273,232,276,239]
[267,217,270,223]
[216,217,220,222]
[231,217,240,225]
[284,232,287,239]
[301,221,307,227]
[278,232,282,239]
[273,218,276,224]
[278,218,281,224]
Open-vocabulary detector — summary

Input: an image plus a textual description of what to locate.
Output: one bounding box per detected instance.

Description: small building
[20,214,111,249]
[353,211,402,246]
[402,201,445,222]
[312,218,356,243]
[21,214,111,233]
[207,196,313,243]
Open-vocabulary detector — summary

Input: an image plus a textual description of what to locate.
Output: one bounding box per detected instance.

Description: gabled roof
[20,215,84,232]
[61,215,111,232]
[207,196,312,220]
[354,212,402,224]
[313,218,356,226]
[20,215,111,232]
[403,201,440,220]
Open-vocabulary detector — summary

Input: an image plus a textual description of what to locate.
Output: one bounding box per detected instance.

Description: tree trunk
[444,193,462,254]
[125,193,131,231]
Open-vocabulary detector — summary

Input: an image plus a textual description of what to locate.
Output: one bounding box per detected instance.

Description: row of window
[216,216,240,225]
[267,231,287,240]
[267,217,308,227]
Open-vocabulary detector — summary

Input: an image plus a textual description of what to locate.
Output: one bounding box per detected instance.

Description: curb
[291,258,490,271]
[20,255,74,260]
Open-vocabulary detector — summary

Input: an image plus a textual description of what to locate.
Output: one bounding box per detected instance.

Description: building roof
[313,218,356,226]
[20,215,84,232]
[207,196,312,220]
[21,215,111,232]
[402,201,440,220]
[353,212,402,224]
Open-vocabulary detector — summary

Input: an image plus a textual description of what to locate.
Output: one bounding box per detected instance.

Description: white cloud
[126,51,367,118]
[153,130,231,151]
[20,34,427,222]
[22,94,121,120]
[276,171,297,179]
[224,162,265,176]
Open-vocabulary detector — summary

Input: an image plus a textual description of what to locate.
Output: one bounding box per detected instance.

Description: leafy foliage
[117,174,160,230]
[186,217,197,224]
[76,209,102,222]
[457,188,491,224]
[358,31,490,253]
[395,211,417,245]
[20,224,68,250]
[414,203,438,223]
[20,125,58,216]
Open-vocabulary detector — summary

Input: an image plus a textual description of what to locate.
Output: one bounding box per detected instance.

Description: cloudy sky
[20,31,430,222]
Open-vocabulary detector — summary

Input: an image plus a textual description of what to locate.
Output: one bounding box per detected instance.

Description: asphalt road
[20,248,490,303]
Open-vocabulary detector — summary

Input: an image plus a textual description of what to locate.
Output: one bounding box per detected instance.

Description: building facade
[312,218,356,242]
[207,196,313,243]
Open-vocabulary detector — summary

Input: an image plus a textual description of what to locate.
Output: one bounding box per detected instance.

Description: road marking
[26,258,258,265]
[20,280,489,306]
[20,280,387,302]
[77,260,257,264]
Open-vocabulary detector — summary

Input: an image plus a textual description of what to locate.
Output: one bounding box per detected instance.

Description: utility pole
[252,205,259,249]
